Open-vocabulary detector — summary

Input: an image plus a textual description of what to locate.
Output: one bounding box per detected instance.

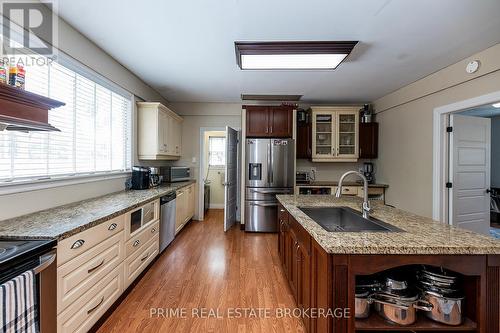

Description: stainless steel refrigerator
[245,138,295,232]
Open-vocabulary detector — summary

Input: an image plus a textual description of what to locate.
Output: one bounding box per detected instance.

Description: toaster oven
[161,166,191,183]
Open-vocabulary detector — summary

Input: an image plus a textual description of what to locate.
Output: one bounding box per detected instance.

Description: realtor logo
[1,1,56,56]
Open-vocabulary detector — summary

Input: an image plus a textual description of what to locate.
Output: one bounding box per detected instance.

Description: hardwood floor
[97,209,305,333]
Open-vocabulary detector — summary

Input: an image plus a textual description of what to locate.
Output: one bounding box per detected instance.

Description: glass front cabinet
[311,106,360,162]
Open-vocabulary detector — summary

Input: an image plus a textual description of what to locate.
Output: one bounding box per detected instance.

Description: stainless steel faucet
[335,171,371,218]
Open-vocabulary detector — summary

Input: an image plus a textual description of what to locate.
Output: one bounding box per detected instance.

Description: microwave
[161,166,191,182]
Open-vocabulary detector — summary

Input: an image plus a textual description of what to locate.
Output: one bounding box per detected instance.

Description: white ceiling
[57,0,500,103]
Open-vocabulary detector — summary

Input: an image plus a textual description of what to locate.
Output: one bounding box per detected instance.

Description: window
[208,136,225,166]
[0,55,132,185]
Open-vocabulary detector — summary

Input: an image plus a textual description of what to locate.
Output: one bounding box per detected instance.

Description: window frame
[208,136,226,168]
[0,51,133,195]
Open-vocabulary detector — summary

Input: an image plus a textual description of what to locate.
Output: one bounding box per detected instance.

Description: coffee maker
[131,166,150,190]
[363,162,375,184]
[149,167,161,187]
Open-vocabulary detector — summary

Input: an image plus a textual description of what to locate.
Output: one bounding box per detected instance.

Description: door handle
[71,239,85,250]
[486,189,491,194]
[33,252,56,275]
[87,296,104,315]
[269,142,274,184]
[87,259,105,274]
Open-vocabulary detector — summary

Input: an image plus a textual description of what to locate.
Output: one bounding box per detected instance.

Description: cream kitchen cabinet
[137,102,183,160]
[175,184,195,235]
[311,106,360,162]
[57,200,161,332]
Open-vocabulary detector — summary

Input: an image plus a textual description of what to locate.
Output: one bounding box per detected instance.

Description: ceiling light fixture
[235,41,358,70]
[493,102,500,108]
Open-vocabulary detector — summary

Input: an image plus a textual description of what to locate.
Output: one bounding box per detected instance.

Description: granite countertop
[0,180,195,241]
[296,181,388,188]
[277,194,500,255]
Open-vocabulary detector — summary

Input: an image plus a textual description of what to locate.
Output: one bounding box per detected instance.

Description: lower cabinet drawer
[125,221,159,257]
[57,215,125,266]
[124,235,159,288]
[57,263,123,333]
[57,231,124,314]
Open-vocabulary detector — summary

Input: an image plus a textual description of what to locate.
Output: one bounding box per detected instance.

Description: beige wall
[0,13,167,220]
[168,102,242,218]
[373,43,500,218]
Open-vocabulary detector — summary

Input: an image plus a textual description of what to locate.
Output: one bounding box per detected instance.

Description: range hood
[0,114,60,131]
[0,83,64,132]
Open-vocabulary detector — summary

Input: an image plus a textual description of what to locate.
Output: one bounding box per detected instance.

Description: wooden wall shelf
[0,83,65,131]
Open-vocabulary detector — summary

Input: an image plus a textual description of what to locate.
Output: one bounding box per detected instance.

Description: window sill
[0,171,131,196]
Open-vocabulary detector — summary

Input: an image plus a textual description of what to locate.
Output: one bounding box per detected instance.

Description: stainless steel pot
[370,293,433,326]
[355,289,371,319]
[421,289,464,325]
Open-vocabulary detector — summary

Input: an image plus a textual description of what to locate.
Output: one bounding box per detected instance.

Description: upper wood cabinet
[296,111,312,159]
[359,122,379,159]
[137,102,183,160]
[245,105,293,138]
[311,106,360,162]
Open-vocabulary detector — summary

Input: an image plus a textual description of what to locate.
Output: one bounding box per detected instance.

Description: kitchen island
[276,195,500,333]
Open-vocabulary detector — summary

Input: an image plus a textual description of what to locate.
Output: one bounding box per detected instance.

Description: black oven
[0,239,57,333]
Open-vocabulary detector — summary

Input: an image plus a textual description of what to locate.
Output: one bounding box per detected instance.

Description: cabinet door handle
[108,223,117,231]
[71,239,85,250]
[87,259,105,274]
[151,227,157,233]
[133,240,140,247]
[87,296,104,315]
[141,252,150,262]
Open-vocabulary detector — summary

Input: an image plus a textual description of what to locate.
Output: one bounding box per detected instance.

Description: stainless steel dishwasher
[160,191,176,253]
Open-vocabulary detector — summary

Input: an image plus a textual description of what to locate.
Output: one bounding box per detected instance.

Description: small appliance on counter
[161,166,191,183]
[296,171,311,184]
[149,167,161,187]
[131,166,150,190]
[363,162,375,184]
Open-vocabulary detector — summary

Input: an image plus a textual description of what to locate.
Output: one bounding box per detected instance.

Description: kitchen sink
[299,206,402,232]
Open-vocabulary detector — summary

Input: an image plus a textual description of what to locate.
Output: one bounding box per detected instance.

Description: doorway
[198,127,241,231]
[433,94,500,237]
[201,130,226,214]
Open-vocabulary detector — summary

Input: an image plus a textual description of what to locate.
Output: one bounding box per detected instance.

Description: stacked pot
[355,267,465,326]
[417,266,464,326]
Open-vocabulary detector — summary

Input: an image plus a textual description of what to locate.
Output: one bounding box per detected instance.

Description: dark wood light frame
[234,41,358,70]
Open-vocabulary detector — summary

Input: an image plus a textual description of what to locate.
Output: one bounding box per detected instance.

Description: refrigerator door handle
[249,202,278,207]
[269,141,274,185]
[250,189,290,194]
[267,142,271,185]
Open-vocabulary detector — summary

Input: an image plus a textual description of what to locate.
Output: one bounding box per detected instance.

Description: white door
[224,127,238,232]
[449,115,491,235]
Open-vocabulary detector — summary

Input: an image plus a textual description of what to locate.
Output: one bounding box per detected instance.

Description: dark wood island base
[277,203,500,333]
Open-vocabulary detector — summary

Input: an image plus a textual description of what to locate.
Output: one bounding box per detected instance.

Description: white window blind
[0,55,132,184]
[208,136,226,166]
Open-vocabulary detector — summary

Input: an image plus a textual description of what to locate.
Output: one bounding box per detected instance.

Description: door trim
[432,90,500,223]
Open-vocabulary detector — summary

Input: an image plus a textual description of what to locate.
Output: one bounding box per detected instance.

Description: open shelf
[355,315,477,331]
